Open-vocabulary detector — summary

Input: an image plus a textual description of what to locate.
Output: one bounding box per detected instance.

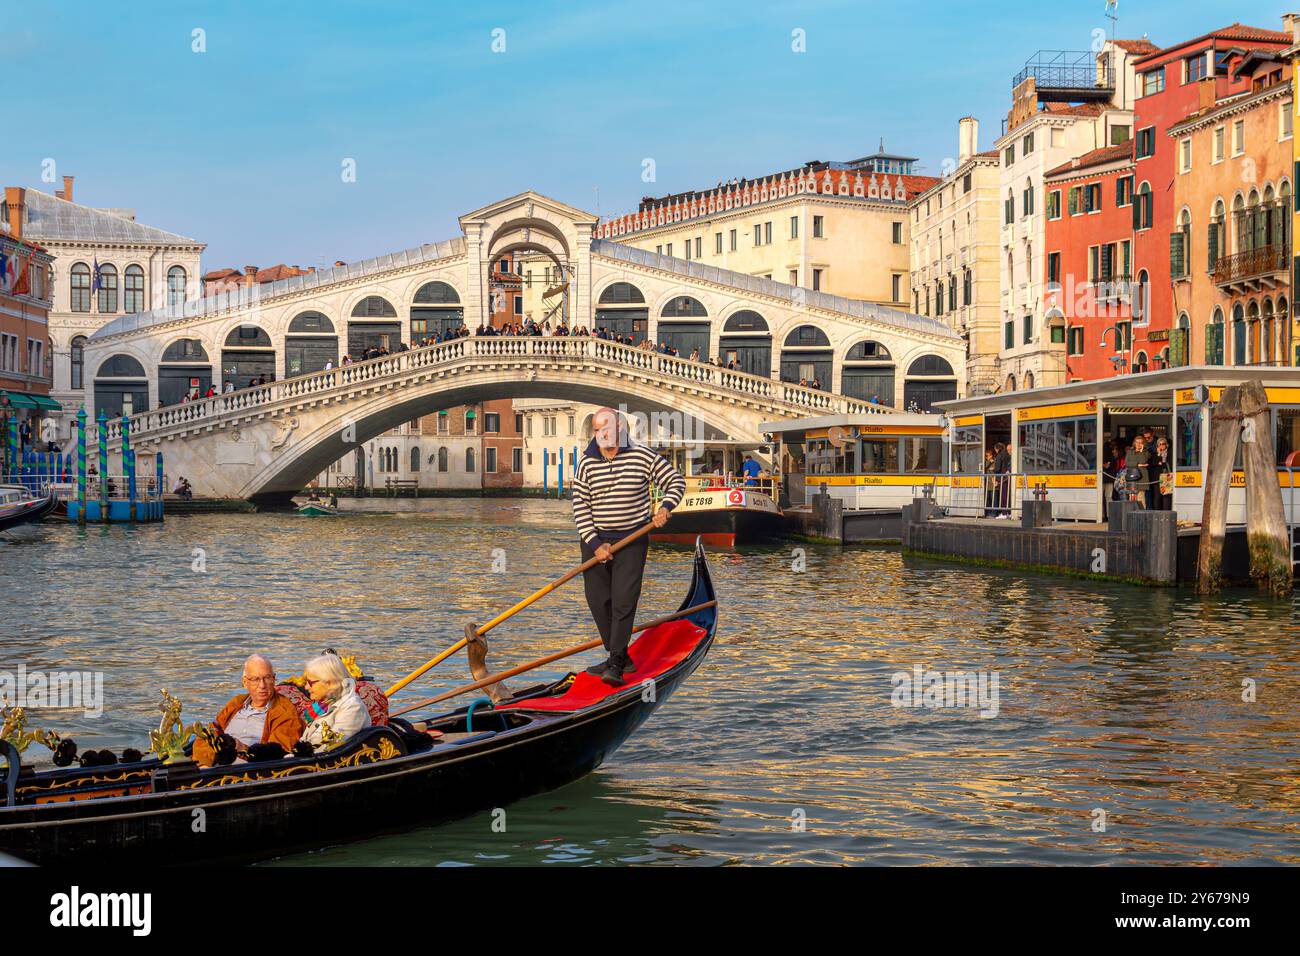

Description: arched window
[1247,300,1261,364]
[70,263,91,312]
[1024,371,1035,389]
[93,354,149,418]
[903,354,958,411]
[410,447,420,472]
[1172,312,1191,367]
[1134,269,1150,322]
[1134,350,1149,373]
[1232,303,1247,364]
[660,295,707,318]
[842,340,894,405]
[465,447,476,473]
[1209,199,1226,273]
[288,311,334,334]
[1262,298,1276,364]
[124,265,145,313]
[97,355,146,378]
[438,447,448,472]
[1005,374,1016,392]
[1206,306,1225,364]
[719,310,772,376]
[780,325,833,386]
[1136,181,1153,229]
[350,295,397,318]
[594,282,647,340]
[783,325,831,347]
[70,335,87,390]
[167,266,187,308]
[97,264,118,313]
[413,281,460,304]
[224,326,272,348]
[161,338,208,362]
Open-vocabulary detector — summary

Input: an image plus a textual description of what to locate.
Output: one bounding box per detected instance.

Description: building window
[790,215,799,239]
[1185,52,1207,83]
[1005,191,1015,225]
[1023,131,1034,155]
[812,216,824,238]
[1179,137,1192,173]
[1047,190,1061,219]
[1141,68,1165,97]
[1004,144,1015,166]
[963,268,972,305]
[891,221,902,244]
[514,413,522,432]
[753,224,762,247]
[1133,182,1153,230]
[764,222,772,245]
[1084,183,1101,213]
[70,335,86,389]
[1282,101,1294,140]
[1068,326,1084,355]
[438,447,448,471]
[465,448,476,473]
[790,269,799,285]
[963,172,972,193]
[1213,126,1225,162]
[485,447,497,473]
[685,239,692,260]
[729,229,737,251]
[124,265,145,313]
[695,237,702,258]
[1232,119,1244,156]
[1004,320,1014,350]
[666,243,673,257]
[1047,251,1061,285]
[1136,126,1156,159]
[715,232,723,254]
[70,263,91,312]
[1110,124,1131,145]
[812,269,822,291]
[892,274,902,302]
[1116,175,1133,206]
[484,412,500,433]
[465,411,475,433]
[97,264,118,313]
[512,447,522,472]
[1023,314,1033,345]
[1023,184,1034,216]
[167,266,186,308]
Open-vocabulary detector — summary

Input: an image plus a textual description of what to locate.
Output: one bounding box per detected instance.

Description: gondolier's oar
[390,599,717,718]
[384,520,658,697]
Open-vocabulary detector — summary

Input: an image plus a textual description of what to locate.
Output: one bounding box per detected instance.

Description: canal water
[3,499,1299,865]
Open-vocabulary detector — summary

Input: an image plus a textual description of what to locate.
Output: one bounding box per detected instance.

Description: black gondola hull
[0,543,716,865]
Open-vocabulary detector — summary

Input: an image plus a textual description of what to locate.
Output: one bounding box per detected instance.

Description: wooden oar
[384,520,657,697]
[390,599,717,718]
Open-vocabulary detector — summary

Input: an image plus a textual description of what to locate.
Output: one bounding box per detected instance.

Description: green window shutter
[1170,232,1185,277]
[1068,188,1079,215]
[1131,193,1141,229]
[1207,222,1219,271]
[1100,244,1113,281]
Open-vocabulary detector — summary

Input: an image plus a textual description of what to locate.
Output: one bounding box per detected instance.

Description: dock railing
[931,472,1031,519]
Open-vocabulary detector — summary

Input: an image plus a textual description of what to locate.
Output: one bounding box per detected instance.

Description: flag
[0,249,8,292]
[91,257,101,293]
[13,247,32,296]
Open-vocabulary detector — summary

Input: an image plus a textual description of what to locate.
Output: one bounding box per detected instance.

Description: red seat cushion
[498,618,708,713]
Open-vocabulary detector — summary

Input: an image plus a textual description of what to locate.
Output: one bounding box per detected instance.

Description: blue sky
[1,0,1290,270]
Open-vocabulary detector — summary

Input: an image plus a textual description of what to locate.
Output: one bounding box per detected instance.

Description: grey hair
[243,654,273,676]
[304,653,354,699]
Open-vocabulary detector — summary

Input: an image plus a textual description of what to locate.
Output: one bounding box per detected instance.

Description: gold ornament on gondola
[316,721,344,751]
[0,706,43,754]
[148,689,203,764]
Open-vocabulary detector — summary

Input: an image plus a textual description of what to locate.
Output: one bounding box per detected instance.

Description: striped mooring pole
[122,413,136,522]
[155,451,164,504]
[76,406,87,526]
[96,409,109,523]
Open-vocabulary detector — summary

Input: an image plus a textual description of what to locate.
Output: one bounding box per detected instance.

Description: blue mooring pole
[76,407,87,526]
[122,413,136,522]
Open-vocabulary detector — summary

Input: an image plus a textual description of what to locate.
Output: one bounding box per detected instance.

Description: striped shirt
[572,439,686,546]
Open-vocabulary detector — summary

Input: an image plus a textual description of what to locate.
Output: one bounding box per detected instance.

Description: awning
[0,391,38,409]
[31,395,62,411]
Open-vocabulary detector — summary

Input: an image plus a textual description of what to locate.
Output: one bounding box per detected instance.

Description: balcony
[1093,276,1133,305]
[1013,50,1114,102]
[1213,245,1289,294]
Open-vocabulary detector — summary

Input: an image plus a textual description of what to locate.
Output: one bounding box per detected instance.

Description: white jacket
[301,684,371,750]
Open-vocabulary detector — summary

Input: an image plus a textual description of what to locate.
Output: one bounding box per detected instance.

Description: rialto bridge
[79,192,964,501]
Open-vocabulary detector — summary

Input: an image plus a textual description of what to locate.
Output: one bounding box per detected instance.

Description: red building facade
[1129,24,1292,365]
[1044,144,1137,380]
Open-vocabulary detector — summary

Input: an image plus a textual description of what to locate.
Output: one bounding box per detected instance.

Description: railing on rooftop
[1013,50,1114,96]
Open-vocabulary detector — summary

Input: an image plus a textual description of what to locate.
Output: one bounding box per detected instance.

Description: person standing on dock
[572,407,686,685]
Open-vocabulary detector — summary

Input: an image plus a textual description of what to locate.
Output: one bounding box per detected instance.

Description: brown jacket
[192,692,304,767]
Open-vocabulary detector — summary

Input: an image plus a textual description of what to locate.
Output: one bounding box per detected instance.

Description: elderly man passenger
[193,654,305,767]
[299,653,372,752]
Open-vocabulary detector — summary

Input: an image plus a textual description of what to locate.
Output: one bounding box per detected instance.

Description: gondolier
[572,407,686,685]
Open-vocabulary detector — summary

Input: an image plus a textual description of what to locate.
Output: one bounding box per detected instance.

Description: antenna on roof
[879,136,885,152]
[1105,0,1118,41]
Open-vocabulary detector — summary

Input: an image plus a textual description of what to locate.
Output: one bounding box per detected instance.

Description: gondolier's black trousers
[580,534,649,660]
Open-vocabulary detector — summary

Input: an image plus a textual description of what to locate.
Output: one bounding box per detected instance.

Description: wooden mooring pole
[1197,386,1241,595]
[1240,380,1291,597]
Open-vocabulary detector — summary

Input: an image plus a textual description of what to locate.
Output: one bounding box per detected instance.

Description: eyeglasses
[243,675,276,684]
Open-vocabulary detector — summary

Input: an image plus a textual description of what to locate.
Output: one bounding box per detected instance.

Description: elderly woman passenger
[299,653,372,752]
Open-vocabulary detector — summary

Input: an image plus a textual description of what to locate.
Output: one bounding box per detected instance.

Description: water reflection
[3,500,1299,864]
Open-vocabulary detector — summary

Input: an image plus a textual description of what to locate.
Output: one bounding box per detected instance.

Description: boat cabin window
[950,424,984,473]
[859,438,900,474]
[1175,407,1201,470]
[1276,407,1300,466]
[1018,416,1097,473]
[903,437,944,473]
[806,437,856,475]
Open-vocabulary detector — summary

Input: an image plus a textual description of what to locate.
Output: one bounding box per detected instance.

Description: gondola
[0,540,717,865]
[0,485,57,532]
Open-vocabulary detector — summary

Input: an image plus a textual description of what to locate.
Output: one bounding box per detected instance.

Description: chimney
[243,265,258,288]
[1285,13,1300,42]
[958,116,979,163]
[4,187,25,239]
[1198,75,1216,111]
